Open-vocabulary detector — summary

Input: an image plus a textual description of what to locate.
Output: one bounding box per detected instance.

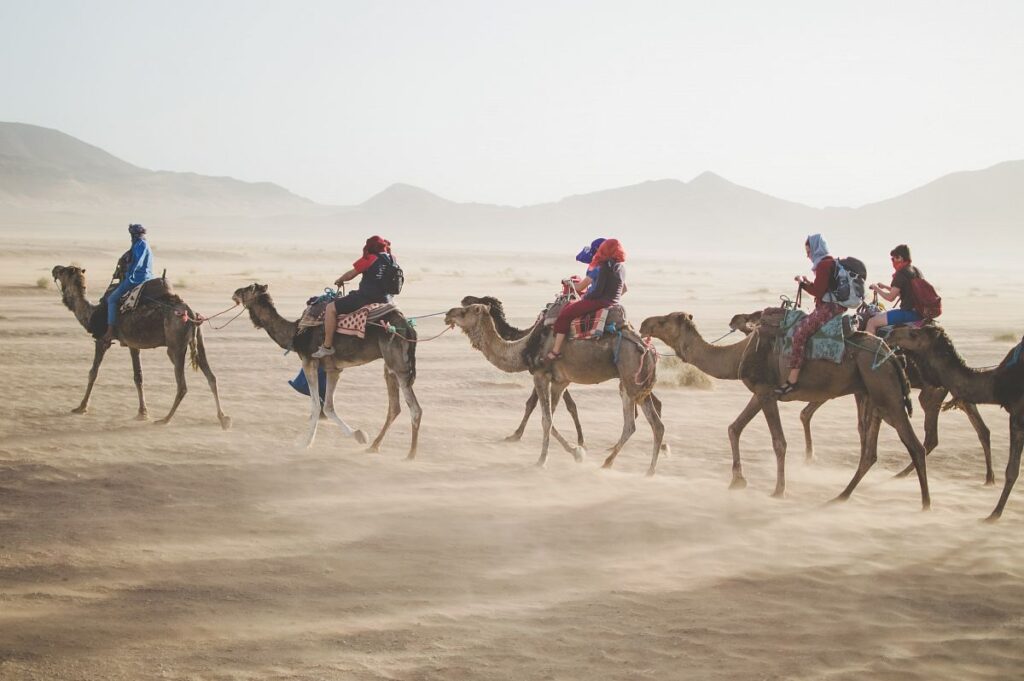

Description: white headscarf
[806,234,831,269]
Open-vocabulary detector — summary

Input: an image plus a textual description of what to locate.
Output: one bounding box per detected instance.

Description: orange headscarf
[590,238,626,266]
[363,235,392,257]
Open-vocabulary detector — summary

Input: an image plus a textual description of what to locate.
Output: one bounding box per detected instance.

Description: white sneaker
[311,345,334,359]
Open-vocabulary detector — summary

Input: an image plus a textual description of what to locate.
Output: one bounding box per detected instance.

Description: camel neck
[464,315,530,373]
[247,296,299,351]
[909,336,997,404]
[491,310,532,341]
[679,328,751,380]
[62,282,96,329]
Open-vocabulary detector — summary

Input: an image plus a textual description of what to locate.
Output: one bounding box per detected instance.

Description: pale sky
[2,0,1022,208]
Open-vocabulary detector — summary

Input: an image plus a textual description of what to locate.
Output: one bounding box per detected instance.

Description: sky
[2,0,1022,208]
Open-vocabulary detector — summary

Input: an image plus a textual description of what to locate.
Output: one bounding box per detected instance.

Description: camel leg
[368,369,401,453]
[533,373,554,468]
[548,381,581,462]
[760,396,788,498]
[505,389,539,442]
[896,387,946,479]
[601,384,637,469]
[893,409,931,510]
[563,391,586,448]
[322,368,367,444]
[156,344,188,425]
[833,412,882,502]
[986,419,1023,522]
[193,327,231,430]
[301,360,323,448]
[800,402,822,462]
[651,392,669,457]
[129,348,148,420]
[962,403,994,486]
[727,395,763,489]
[640,395,666,477]
[396,371,422,460]
[72,340,108,414]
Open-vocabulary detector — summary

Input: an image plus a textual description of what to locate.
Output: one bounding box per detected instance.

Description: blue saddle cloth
[289,367,327,400]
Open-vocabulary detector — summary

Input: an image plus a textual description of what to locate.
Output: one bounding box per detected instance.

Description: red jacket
[801,256,835,304]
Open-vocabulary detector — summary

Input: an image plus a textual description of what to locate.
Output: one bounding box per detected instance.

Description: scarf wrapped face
[590,238,626,266]
[363,235,392,257]
[806,233,831,269]
[892,257,911,272]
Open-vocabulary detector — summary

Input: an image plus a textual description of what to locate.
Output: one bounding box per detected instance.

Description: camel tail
[189,322,201,372]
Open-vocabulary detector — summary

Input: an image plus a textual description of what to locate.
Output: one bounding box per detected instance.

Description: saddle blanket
[542,300,626,340]
[119,283,145,314]
[118,278,173,315]
[779,309,847,365]
[298,301,397,340]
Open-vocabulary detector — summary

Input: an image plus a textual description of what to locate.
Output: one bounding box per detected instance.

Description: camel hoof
[728,477,747,490]
[404,452,416,461]
[600,461,614,469]
[984,477,996,487]
[645,468,657,478]
[503,433,524,443]
[983,512,1001,524]
[573,446,586,463]
[354,430,368,445]
[71,406,87,415]
[921,502,931,512]
[366,444,381,454]
[660,443,671,457]
[770,489,786,499]
[154,418,170,426]
[219,415,232,430]
[892,469,913,480]
[135,412,149,421]
[804,454,817,465]
[827,495,849,505]
[535,460,547,469]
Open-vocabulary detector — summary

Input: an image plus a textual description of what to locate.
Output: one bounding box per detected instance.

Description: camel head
[884,323,944,353]
[728,310,762,335]
[444,303,491,331]
[232,283,269,307]
[51,264,87,290]
[639,312,696,358]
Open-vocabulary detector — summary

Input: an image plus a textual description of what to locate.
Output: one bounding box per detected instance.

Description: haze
[3,0,1023,208]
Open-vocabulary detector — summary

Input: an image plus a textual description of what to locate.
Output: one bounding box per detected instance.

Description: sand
[2,237,1023,680]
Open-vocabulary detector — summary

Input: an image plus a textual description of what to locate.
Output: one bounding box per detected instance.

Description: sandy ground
[2,237,1024,680]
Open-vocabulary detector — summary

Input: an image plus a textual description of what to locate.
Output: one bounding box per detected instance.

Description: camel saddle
[87,277,175,338]
[756,306,852,369]
[542,299,626,340]
[298,300,398,339]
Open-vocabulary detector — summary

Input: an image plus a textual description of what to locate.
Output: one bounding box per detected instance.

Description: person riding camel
[865,244,923,335]
[776,234,845,396]
[312,236,397,359]
[102,223,154,346]
[546,238,626,362]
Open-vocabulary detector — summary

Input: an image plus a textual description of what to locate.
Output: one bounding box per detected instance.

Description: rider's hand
[334,277,344,287]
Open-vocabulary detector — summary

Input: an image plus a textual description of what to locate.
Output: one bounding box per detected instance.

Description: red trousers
[553,298,611,334]
[789,302,845,369]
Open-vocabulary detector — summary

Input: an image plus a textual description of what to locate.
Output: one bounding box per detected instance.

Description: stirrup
[311,345,334,359]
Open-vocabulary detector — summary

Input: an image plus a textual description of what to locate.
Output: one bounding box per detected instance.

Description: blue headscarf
[806,234,830,269]
[576,237,607,264]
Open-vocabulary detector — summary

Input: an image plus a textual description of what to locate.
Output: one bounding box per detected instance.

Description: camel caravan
[52,228,1024,520]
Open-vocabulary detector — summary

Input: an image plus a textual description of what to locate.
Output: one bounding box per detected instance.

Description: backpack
[825,256,867,309]
[380,254,404,295]
[908,276,942,318]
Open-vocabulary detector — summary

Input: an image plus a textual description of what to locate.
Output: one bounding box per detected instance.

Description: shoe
[774,381,798,396]
[311,345,334,359]
[543,350,562,363]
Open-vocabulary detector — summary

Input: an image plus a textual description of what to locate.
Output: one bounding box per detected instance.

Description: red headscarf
[590,238,626,266]
[363,235,392,257]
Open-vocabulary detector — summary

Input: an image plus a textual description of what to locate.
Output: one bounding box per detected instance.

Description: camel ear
[686,313,693,321]
[81,269,86,274]
[256,284,268,293]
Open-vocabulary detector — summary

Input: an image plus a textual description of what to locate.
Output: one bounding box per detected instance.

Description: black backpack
[380,254,404,295]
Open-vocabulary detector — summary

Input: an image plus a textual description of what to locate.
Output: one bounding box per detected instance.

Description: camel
[728,311,994,484]
[51,265,230,429]
[886,325,1024,520]
[232,283,421,457]
[445,303,664,474]
[640,312,931,508]
[461,295,586,448]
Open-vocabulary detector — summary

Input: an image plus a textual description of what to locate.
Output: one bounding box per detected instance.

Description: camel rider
[865,244,923,335]
[313,236,396,358]
[103,223,154,345]
[776,234,845,395]
[567,237,606,296]
[546,238,626,362]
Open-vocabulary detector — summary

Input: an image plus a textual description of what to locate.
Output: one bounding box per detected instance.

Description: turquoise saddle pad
[779,309,846,364]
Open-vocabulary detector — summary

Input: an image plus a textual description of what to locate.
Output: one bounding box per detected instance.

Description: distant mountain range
[1,121,1020,259]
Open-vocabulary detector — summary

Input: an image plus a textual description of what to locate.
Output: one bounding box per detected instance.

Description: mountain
[0,122,321,216]
[1,121,1021,260]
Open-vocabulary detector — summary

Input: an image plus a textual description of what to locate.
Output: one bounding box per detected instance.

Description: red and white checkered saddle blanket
[298,301,398,339]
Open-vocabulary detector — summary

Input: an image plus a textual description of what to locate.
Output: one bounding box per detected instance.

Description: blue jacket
[125,238,154,286]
